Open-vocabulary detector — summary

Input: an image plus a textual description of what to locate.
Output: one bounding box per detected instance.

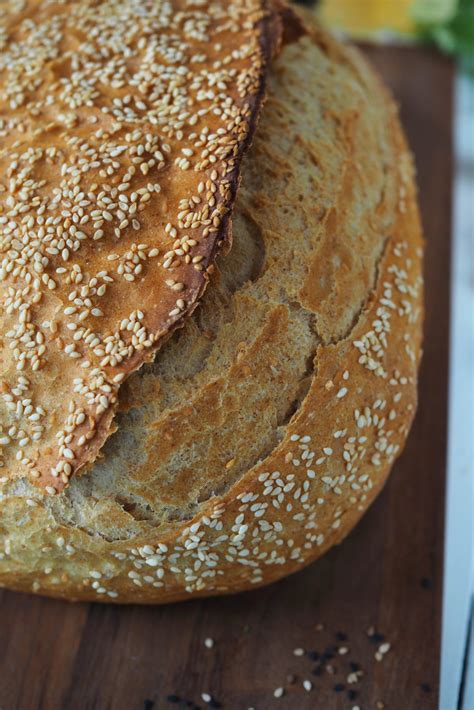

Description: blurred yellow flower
[319,0,458,39]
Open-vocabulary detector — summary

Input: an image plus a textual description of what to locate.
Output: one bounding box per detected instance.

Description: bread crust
[0,14,423,603]
[0,0,282,493]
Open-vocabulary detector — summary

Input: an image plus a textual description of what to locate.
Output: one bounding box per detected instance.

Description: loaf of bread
[0,1,423,602]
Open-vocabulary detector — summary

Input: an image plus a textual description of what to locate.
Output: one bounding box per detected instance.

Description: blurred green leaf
[411,0,458,25]
[416,0,474,63]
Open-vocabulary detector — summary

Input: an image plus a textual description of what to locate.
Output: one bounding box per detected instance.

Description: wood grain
[0,45,453,710]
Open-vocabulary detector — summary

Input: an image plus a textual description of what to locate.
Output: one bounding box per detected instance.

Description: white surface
[440,68,474,710]
[462,612,474,709]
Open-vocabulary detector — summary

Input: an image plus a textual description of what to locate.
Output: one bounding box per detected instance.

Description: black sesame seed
[333,683,345,692]
[336,632,348,641]
[166,696,181,705]
[350,662,360,672]
[208,701,222,709]
[421,683,432,693]
[322,651,334,661]
[307,650,320,661]
[144,701,155,710]
[348,690,358,700]
[312,666,323,677]
[421,578,433,590]
[369,632,385,644]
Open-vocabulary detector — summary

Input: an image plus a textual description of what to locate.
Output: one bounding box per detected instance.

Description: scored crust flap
[0,0,290,493]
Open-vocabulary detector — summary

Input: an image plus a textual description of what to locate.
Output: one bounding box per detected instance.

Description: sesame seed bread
[0,0,282,493]
[0,10,423,602]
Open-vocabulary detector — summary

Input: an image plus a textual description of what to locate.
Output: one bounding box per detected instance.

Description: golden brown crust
[0,0,282,492]
[0,14,423,603]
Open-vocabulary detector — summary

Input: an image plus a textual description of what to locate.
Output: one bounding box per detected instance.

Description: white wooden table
[441,67,474,710]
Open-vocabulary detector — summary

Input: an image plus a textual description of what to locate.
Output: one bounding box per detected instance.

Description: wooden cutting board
[0,45,453,710]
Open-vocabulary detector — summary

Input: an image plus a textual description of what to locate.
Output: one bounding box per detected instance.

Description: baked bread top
[0,0,281,493]
[0,15,423,603]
